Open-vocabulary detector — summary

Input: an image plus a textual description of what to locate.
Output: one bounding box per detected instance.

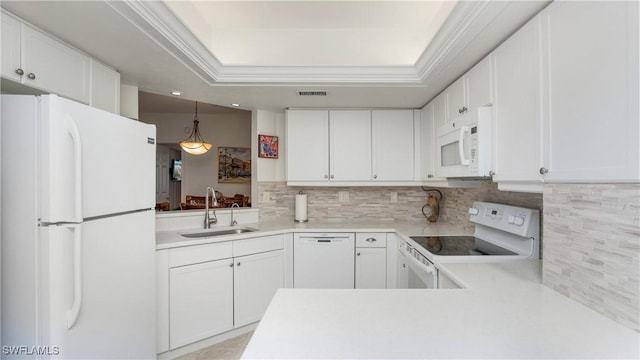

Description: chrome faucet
[204,187,219,228]
[230,203,240,226]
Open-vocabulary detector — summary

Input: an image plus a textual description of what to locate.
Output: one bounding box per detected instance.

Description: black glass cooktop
[409,236,517,256]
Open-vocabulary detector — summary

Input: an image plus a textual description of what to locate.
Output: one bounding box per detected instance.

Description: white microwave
[436,106,493,178]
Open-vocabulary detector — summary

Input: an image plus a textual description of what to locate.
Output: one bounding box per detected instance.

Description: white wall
[142,110,251,201]
[255,110,286,182]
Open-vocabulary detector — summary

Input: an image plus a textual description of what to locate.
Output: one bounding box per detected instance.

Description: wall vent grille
[297,90,327,96]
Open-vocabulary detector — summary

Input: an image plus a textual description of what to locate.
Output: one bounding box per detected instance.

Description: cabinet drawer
[169,242,233,268]
[356,233,387,248]
[234,234,284,257]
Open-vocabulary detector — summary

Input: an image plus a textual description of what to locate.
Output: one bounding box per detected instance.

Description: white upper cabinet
[21,23,91,104]
[330,110,372,181]
[540,1,639,182]
[1,12,22,83]
[371,110,415,181]
[419,103,445,181]
[287,108,416,184]
[286,109,330,181]
[432,91,447,130]
[1,10,120,113]
[492,13,544,190]
[466,56,493,113]
[441,55,493,124]
[90,59,120,114]
[445,77,466,123]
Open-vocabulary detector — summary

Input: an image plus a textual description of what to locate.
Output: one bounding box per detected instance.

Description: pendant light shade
[180,101,212,155]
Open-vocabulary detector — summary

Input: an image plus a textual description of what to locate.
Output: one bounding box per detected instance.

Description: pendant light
[180,101,212,155]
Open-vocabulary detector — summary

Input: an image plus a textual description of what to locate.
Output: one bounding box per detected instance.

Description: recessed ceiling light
[170,90,182,96]
[231,103,240,107]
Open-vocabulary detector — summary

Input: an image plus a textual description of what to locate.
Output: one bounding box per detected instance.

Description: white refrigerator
[1,95,157,359]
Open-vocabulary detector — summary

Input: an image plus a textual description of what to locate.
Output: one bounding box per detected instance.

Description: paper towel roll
[295,193,308,222]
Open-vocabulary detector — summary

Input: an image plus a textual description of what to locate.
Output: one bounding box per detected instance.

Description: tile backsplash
[257,181,542,230]
[543,183,640,332]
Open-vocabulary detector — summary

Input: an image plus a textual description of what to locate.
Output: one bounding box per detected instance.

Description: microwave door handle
[458,126,470,166]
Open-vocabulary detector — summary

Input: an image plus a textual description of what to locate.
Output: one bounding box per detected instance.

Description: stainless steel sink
[180,228,256,238]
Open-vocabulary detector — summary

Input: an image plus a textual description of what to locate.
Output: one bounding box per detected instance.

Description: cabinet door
[432,92,447,130]
[1,12,22,82]
[445,77,466,122]
[420,103,445,181]
[492,15,544,184]
[169,259,234,349]
[22,25,90,103]
[234,250,284,327]
[355,248,387,289]
[286,110,329,181]
[329,110,371,181]
[466,55,492,111]
[542,1,639,182]
[90,59,120,113]
[371,110,415,181]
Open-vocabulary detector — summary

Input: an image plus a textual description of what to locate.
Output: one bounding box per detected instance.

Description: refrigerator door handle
[67,117,83,222]
[67,223,83,329]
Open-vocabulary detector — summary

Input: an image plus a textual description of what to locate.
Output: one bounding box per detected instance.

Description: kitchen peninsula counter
[242,260,640,359]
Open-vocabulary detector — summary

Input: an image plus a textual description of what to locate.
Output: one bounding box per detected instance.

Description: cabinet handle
[324,175,329,179]
[357,252,361,256]
[427,174,433,178]
[15,68,24,76]
[237,262,241,267]
[229,263,234,267]
[539,167,549,175]
[458,106,468,114]
[330,175,334,179]
[27,73,36,80]
[373,175,378,179]
[365,238,377,242]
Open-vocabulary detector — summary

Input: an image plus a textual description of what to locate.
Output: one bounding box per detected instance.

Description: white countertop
[242,260,640,359]
[156,219,469,249]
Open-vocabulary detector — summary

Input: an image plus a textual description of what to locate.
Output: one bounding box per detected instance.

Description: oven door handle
[399,245,438,287]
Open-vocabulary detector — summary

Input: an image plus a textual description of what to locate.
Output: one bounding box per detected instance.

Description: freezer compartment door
[39,95,156,222]
[39,211,156,359]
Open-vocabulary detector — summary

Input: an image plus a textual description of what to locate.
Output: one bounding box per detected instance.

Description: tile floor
[174,331,253,360]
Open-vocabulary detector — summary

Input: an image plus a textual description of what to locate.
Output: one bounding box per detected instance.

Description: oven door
[398,243,438,289]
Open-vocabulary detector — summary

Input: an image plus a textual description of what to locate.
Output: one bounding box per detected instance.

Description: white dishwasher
[293,233,355,288]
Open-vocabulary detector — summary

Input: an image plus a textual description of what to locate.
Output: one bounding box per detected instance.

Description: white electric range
[398,201,540,288]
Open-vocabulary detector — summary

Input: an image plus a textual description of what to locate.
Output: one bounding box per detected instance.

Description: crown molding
[108,0,506,85]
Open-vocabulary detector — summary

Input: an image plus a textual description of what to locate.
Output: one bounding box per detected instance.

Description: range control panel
[468,201,539,238]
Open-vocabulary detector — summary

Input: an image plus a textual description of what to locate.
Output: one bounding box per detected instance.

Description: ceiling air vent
[297,90,327,97]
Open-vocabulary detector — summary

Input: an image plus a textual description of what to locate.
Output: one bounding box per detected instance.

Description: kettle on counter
[421,188,443,223]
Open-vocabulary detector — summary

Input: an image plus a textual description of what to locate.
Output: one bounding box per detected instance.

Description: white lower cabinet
[169,259,234,349]
[234,250,284,327]
[355,233,387,289]
[157,234,285,353]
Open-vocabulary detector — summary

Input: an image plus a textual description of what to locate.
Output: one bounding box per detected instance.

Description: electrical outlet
[338,191,349,202]
[390,192,398,202]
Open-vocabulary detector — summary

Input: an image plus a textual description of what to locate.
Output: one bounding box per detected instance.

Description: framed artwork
[258,134,279,159]
[218,147,251,183]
